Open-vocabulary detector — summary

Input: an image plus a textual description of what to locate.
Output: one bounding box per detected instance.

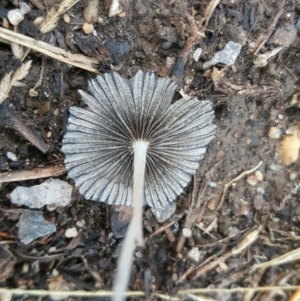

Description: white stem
[112,140,148,301]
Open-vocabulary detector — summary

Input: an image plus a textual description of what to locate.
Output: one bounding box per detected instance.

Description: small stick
[29,0,45,11]
[0,166,66,183]
[171,0,220,84]
[254,0,285,55]
[192,226,262,279]
[0,99,49,153]
[216,161,263,211]
[148,220,177,239]
[0,28,100,73]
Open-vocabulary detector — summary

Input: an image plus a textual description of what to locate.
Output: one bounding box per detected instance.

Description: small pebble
[65,227,78,238]
[246,174,257,186]
[33,16,43,26]
[6,151,18,162]
[193,48,202,62]
[118,11,126,17]
[29,89,38,97]
[51,269,59,277]
[82,22,94,35]
[76,219,86,228]
[22,263,30,273]
[207,199,216,211]
[255,170,263,181]
[49,247,57,253]
[216,150,225,159]
[257,187,265,194]
[209,182,217,188]
[289,172,297,180]
[253,195,264,210]
[269,163,282,172]
[228,226,239,237]
[171,273,178,282]
[19,2,31,15]
[7,9,24,26]
[53,108,60,116]
[187,247,200,262]
[46,204,57,211]
[182,228,192,238]
[268,126,281,139]
[166,57,175,68]
[63,14,71,24]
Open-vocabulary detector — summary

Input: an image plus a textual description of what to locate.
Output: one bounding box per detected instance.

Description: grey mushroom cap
[61,70,216,209]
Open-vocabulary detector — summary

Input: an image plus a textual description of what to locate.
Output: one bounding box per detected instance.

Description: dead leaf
[0,60,32,104]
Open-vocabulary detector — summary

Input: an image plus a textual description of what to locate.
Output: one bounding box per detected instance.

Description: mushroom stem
[132,140,148,244]
[113,140,148,301]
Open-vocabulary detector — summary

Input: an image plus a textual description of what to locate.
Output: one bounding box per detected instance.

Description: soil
[0,0,300,300]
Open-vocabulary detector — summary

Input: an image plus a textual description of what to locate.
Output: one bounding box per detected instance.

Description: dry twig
[172,0,220,83]
[216,161,263,211]
[251,247,300,272]
[253,0,285,55]
[192,225,262,279]
[29,0,45,11]
[176,161,221,253]
[0,28,100,73]
[0,166,66,183]
[0,285,300,299]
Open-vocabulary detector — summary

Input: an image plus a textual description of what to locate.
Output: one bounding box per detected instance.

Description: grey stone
[158,26,177,43]
[11,178,73,209]
[18,211,56,245]
[106,39,130,61]
[203,41,242,70]
[110,205,133,239]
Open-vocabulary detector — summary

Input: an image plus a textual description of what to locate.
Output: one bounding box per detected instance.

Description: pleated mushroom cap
[62,70,216,209]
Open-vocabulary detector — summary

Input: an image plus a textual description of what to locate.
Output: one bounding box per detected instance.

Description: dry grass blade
[11,43,25,60]
[11,60,32,83]
[0,286,300,298]
[217,161,263,210]
[40,0,80,33]
[252,247,300,271]
[0,61,32,104]
[0,71,13,104]
[0,28,99,73]
[0,166,66,183]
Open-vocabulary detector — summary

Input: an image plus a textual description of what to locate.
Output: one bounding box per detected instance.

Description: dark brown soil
[1,0,300,300]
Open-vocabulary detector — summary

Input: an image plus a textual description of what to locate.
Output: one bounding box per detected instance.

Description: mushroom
[61,70,216,301]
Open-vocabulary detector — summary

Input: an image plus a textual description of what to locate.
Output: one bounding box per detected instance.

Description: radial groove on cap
[62,70,217,208]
